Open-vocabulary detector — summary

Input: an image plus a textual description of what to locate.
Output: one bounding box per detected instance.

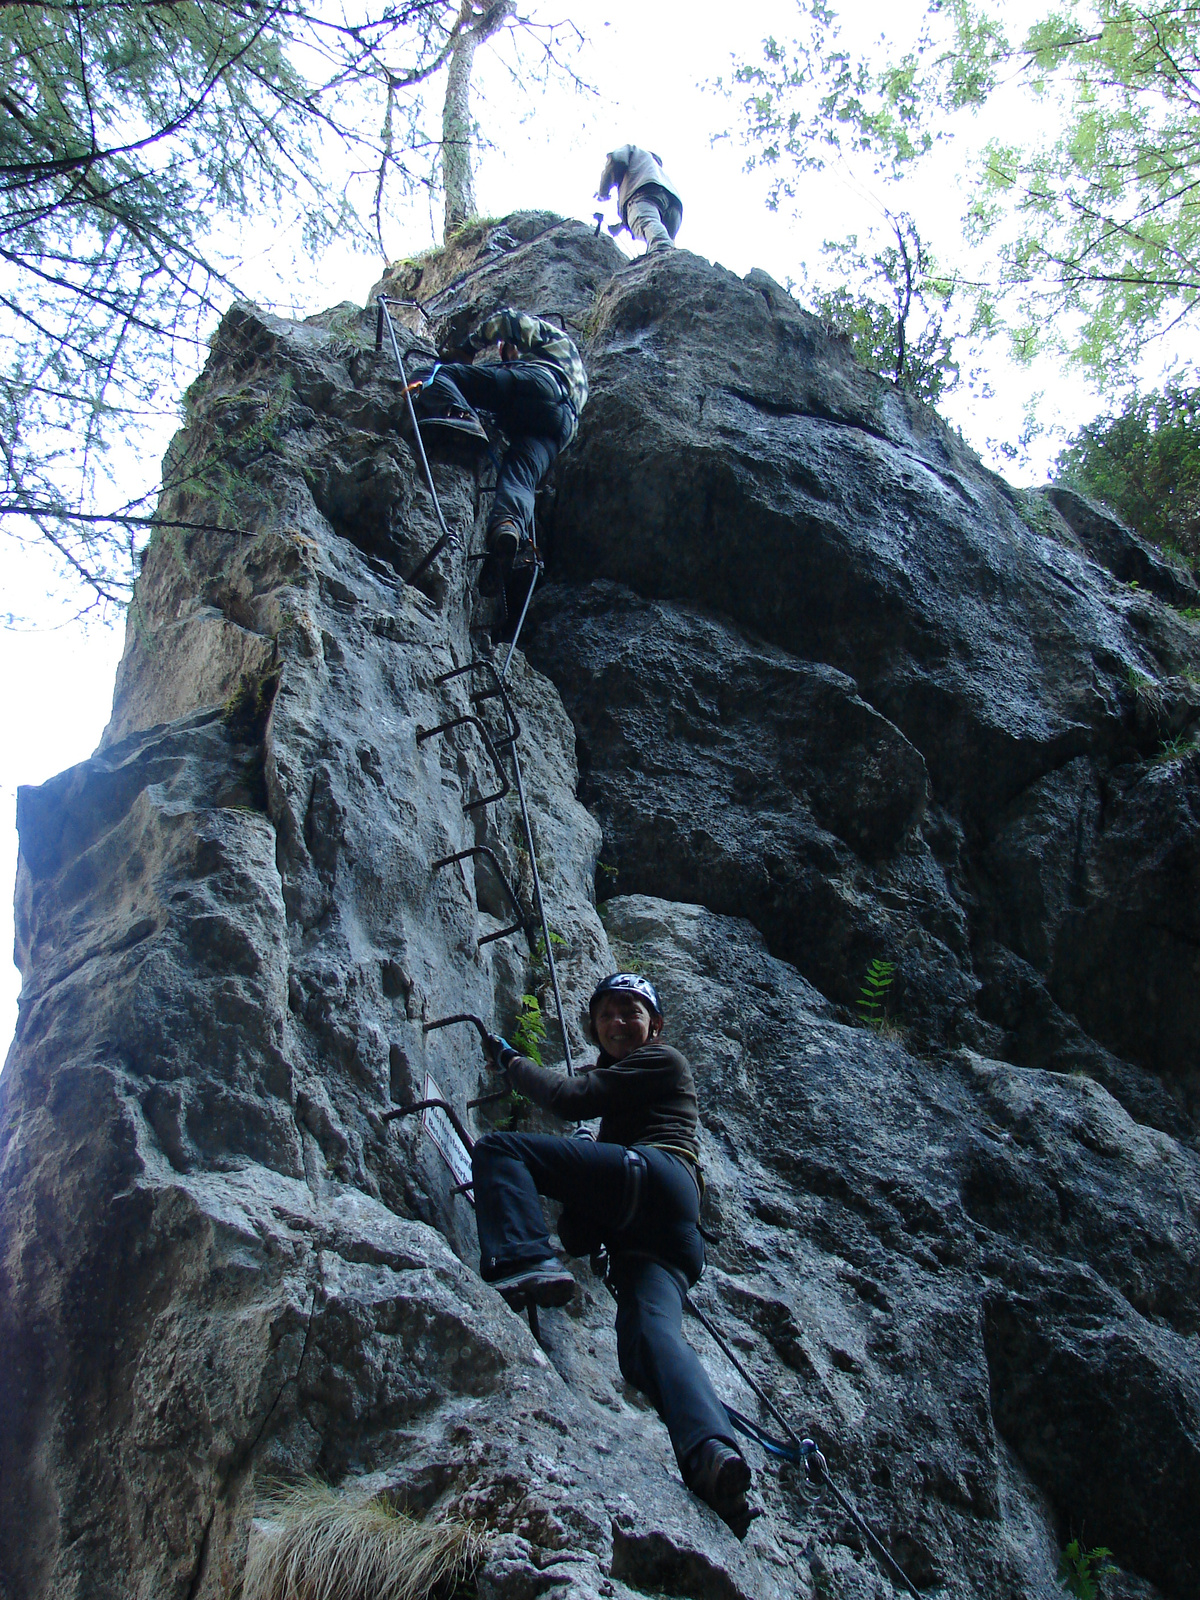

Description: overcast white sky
[1,0,1188,1053]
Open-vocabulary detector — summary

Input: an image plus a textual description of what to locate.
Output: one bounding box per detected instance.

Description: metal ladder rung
[382,1096,476,1153]
[416,713,509,809]
[476,921,526,947]
[430,846,535,952]
[467,1089,512,1110]
[433,659,521,750]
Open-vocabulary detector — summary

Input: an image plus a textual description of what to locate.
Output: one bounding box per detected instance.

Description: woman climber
[471,973,755,1535]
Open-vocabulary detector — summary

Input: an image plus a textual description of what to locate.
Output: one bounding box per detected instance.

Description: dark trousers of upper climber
[423,363,575,545]
[471,1132,738,1468]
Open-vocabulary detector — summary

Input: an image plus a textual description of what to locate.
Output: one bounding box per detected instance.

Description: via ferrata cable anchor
[375,296,459,584]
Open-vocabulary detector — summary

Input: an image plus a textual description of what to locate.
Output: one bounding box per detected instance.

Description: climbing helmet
[589,972,662,1018]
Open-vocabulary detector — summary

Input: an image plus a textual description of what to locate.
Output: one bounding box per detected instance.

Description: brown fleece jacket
[505,1041,699,1159]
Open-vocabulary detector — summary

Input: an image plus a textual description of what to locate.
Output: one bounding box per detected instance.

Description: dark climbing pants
[471,1132,736,1466]
[610,1253,737,1467]
[423,363,575,543]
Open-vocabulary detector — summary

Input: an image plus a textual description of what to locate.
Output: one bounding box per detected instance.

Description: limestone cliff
[2,213,1198,1600]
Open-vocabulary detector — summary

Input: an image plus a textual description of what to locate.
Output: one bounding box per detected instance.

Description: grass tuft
[242,1480,486,1600]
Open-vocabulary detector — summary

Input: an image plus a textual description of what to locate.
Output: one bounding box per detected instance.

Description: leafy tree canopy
[726,1,1200,394]
[968,1,1200,387]
[1,0,581,614]
[1057,382,1200,564]
[814,215,959,403]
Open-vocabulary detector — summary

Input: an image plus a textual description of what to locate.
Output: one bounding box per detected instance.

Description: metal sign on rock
[421,1073,474,1202]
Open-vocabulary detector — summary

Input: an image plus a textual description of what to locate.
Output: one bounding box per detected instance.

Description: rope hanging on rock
[685,1296,922,1600]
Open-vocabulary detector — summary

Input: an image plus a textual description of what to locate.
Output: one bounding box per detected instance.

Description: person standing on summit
[596,144,683,251]
[414,308,588,594]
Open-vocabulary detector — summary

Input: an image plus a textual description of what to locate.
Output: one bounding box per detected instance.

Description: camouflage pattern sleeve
[467,307,589,421]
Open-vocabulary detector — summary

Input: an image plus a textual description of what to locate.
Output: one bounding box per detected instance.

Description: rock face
[3,214,1199,1600]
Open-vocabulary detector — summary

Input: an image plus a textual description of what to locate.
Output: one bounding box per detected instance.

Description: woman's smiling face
[593,993,660,1060]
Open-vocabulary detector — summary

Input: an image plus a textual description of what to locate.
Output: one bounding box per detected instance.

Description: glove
[485,1033,518,1072]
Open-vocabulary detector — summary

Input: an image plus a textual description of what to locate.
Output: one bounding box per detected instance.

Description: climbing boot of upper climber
[410,368,491,446]
[489,1259,575,1311]
[477,520,521,595]
[415,411,490,446]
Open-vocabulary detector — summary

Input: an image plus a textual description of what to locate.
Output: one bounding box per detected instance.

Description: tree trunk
[442,1,514,241]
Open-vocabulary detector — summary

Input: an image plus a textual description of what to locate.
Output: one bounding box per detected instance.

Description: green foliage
[1012,487,1055,539]
[1124,663,1165,721]
[494,1087,530,1133]
[0,2,329,601]
[1057,386,1200,567]
[0,1,575,612]
[934,0,1200,383]
[531,928,567,973]
[724,1,1200,392]
[723,3,949,196]
[1155,733,1195,764]
[318,304,375,354]
[512,994,547,1066]
[222,668,281,744]
[1057,1540,1116,1600]
[816,216,959,402]
[607,941,647,977]
[446,214,507,246]
[973,2,1200,384]
[857,958,897,1027]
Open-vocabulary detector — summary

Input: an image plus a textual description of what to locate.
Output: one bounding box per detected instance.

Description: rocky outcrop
[3,213,1199,1600]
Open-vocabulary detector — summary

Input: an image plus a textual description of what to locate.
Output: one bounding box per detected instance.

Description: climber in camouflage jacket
[415,306,587,597]
[466,308,588,424]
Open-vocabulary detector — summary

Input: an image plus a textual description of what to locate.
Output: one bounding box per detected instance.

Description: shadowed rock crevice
[983,1277,1200,1599]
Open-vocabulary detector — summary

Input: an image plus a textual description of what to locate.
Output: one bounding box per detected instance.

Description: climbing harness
[615,1148,648,1230]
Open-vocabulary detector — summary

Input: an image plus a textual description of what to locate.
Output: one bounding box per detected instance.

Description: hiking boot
[489,1259,575,1311]
[418,411,490,443]
[477,520,521,596]
[412,372,460,416]
[686,1439,754,1536]
[510,534,541,574]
